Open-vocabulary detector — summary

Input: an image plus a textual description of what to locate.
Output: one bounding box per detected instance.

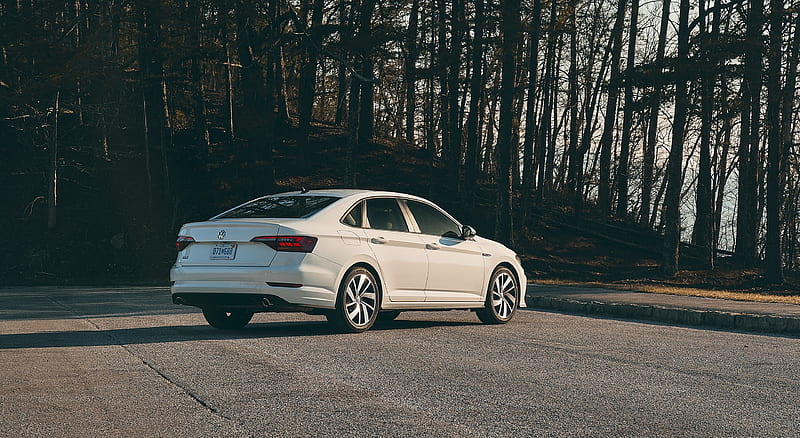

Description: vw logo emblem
[218,230,226,240]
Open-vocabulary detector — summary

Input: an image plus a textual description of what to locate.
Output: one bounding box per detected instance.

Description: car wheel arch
[340,261,385,306]
[488,262,521,297]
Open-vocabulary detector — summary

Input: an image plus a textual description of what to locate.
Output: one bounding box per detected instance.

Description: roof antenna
[300,186,309,194]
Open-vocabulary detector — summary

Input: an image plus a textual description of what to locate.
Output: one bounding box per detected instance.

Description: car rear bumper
[172,292,327,313]
[169,254,340,310]
[170,280,336,310]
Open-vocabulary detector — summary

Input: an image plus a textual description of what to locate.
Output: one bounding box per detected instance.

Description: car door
[404,200,486,302]
[363,198,428,302]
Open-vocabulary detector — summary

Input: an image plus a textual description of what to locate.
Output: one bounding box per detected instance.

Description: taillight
[176,236,195,251]
[250,236,318,253]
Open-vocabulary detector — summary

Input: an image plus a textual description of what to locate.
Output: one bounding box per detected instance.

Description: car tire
[202,309,253,330]
[476,266,519,324]
[327,267,380,333]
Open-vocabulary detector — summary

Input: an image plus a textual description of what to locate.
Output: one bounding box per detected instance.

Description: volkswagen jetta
[170,189,526,332]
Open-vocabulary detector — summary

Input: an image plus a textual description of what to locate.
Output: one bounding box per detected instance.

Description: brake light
[250,236,318,253]
[176,236,195,251]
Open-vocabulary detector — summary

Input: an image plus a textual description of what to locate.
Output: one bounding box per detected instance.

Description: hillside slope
[2,120,796,293]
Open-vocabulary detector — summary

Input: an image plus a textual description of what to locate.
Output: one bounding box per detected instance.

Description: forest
[0,0,798,284]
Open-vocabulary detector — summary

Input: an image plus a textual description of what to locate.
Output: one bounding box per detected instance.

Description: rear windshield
[214,196,339,219]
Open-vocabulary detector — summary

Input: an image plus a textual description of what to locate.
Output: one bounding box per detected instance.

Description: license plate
[210,243,237,260]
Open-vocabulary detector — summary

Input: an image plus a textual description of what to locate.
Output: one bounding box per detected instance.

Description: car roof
[271,189,372,197]
[207,189,461,228]
[271,189,429,202]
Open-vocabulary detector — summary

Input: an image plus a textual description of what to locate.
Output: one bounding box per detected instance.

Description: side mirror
[461,225,477,240]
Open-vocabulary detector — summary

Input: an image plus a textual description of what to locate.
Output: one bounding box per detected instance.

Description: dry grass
[534,279,800,306]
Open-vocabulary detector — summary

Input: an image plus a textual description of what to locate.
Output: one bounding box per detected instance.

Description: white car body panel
[363,227,428,302]
[170,189,527,314]
[421,235,486,302]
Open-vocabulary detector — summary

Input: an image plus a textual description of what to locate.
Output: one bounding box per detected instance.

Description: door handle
[371,237,386,244]
[425,243,440,250]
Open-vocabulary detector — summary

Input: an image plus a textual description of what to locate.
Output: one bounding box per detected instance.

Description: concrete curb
[525,295,800,336]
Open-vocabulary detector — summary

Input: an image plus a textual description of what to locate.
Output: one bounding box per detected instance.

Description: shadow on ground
[0,318,482,349]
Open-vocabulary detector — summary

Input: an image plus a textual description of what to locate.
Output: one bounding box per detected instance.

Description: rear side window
[342,202,363,227]
[406,200,461,238]
[215,196,339,219]
[365,198,409,232]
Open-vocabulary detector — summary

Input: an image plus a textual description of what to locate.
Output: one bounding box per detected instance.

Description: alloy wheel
[491,271,517,319]
[344,272,377,327]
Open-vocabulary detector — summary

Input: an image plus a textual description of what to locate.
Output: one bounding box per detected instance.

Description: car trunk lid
[177,221,282,267]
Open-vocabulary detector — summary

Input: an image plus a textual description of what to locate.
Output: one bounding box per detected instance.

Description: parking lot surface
[1,287,798,437]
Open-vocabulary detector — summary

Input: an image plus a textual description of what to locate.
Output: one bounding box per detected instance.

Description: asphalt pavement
[526,283,800,335]
[1,286,799,437]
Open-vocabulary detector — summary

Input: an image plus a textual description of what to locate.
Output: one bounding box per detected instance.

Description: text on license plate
[210,243,237,260]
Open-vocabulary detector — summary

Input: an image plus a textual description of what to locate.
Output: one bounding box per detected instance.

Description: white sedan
[170,189,526,332]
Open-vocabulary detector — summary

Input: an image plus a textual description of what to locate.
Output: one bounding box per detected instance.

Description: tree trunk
[298,0,323,152]
[778,10,800,272]
[235,0,275,196]
[404,0,420,144]
[221,16,235,140]
[436,0,450,160]
[711,0,730,255]
[764,0,784,283]
[692,0,714,269]
[424,74,436,153]
[345,75,360,186]
[47,91,59,230]
[463,0,485,211]
[663,0,690,276]
[357,0,377,145]
[735,0,763,265]
[535,0,557,203]
[274,49,291,127]
[448,0,465,190]
[137,0,169,208]
[597,0,626,214]
[483,77,498,177]
[495,0,521,245]
[574,22,612,213]
[521,0,542,223]
[189,0,210,154]
[641,0,671,226]
[615,0,638,218]
[713,86,732,249]
[565,0,580,205]
[335,1,352,126]
[544,33,561,195]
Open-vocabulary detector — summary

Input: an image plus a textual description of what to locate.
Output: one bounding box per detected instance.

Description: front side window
[215,196,339,219]
[365,198,409,232]
[406,200,461,238]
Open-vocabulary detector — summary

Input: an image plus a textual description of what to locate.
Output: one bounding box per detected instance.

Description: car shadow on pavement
[0,318,482,350]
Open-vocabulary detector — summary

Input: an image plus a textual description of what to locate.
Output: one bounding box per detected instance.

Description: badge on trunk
[218,230,226,240]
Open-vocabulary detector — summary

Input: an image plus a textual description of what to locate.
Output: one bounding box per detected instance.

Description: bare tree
[496,0,522,245]
[640,0,671,226]
[298,0,325,152]
[765,0,784,282]
[597,0,626,214]
[403,0,420,144]
[692,0,715,269]
[735,0,764,266]
[663,0,690,276]
[463,0,486,211]
[521,0,542,223]
[48,91,59,230]
[616,0,639,218]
